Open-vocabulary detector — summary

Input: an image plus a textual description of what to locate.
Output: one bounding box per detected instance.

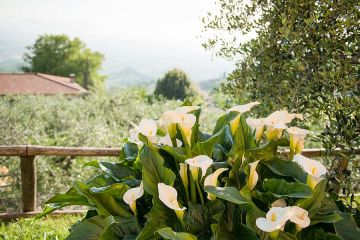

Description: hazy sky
[0,0,234,81]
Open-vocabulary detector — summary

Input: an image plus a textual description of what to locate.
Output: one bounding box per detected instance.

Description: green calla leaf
[297,180,327,217]
[204,186,251,206]
[263,178,313,198]
[140,145,176,197]
[192,128,224,157]
[83,160,137,181]
[157,227,198,240]
[75,181,132,218]
[334,213,360,240]
[263,159,308,183]
[136,199,175,240]
[310,213,343,225]
[66,216,105,240]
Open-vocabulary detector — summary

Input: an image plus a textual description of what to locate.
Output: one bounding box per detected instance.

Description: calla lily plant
[39,102,357,240]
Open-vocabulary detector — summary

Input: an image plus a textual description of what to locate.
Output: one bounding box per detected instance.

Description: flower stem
[175,210,186,231]
[195,180,205,205]
[189,175,197,203]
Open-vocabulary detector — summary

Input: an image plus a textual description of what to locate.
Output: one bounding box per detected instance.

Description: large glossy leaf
[263,159,308,183]
[140,145,176,197]
[334,213,360,240]
[160,146,187,162]
[101,215,141,239]
[297,180,327,217]
[119,141,139,164]
[299,226,343,240]
[310,213,343,225]
[37,188,91,218]
[263,178,313,198]
[185,202,205,234]
[192,128,224,157]
[157,227,198,240]
[204,186,250,206]
[83,160,137,181]
[75,181,132,218]
[136,199,175,240]
[67,216,105,240]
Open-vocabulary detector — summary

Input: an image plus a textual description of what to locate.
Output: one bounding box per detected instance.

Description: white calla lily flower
[204,168,228,200]
[185,155,213,181]
[288,206,310,229]
[129,119,158,144]
[159,110,179,138]
[173,113,196,145]
[123,182,144,213]
[286,127,310,154]
[228,101,260,135]
[248,160,260,190]
[293,154,327,189]
[158,133,182,147]
[158,183,186,211]
[256,207,291,235]
[246,117,265,142]
[264,110,303,140]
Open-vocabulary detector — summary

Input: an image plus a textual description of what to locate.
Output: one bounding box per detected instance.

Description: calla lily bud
[286,127,310,154]
[123,182,144,213]
[204,168,228,200]
[179,163,189,189]
[158,183,186,211]
[288,206,310,231]
[293,154,327,189]
[256,207,291,239]
[246,117,265,142]
[228,101,260,135]
[185,155,213,181]
[248,160,260,190]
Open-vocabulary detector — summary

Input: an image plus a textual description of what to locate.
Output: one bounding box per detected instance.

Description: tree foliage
[154,69,196,100]
[22,34,105,89]
[202,0,360,153]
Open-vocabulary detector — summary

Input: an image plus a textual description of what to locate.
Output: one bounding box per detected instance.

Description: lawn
[0,215,82,240]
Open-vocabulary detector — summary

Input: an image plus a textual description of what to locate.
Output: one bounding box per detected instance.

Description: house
[0,73,87,95]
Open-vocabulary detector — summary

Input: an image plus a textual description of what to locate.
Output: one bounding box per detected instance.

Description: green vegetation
[22,34,105,89]
[0,215,82,240]
[203,0,360,195]
[154,69,197,100]
[0,89,221,211]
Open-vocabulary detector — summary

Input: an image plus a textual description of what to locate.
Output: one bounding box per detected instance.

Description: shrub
[154,69,196,100]
[40,102,359,239]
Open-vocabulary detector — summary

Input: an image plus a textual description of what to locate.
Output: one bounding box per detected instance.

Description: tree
[154,69,196,100]
[202,0,360,148]
[22,34,105,89]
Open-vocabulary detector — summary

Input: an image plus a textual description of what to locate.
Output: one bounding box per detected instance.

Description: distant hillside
[106,67,155,89]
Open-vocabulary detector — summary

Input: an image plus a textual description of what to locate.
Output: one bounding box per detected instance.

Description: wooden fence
[0,145,359,220]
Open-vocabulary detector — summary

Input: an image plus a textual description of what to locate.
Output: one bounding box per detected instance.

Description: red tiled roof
[0,73,87,95]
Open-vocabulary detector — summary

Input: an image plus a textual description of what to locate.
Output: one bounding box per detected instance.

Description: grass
[0,215,82,240]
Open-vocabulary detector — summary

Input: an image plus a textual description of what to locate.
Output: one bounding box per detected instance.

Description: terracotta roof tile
[0,73,87,95]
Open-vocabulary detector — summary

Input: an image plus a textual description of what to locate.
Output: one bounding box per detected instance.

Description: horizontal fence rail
[0,145,359,220]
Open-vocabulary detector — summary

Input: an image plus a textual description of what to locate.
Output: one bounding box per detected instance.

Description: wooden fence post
[20,156,36,212]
